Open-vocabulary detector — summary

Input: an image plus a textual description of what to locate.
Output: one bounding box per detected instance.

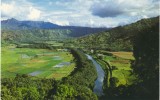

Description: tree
[19,87,40,100]
[109,77,119,88]
[131,20,159,99]
[55,84,76,98]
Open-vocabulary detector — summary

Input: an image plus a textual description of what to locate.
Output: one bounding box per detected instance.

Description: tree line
[1,48,98,99]
[101,16,159,100]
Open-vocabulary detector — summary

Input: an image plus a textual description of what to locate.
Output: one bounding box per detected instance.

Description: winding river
[86,54,105,96]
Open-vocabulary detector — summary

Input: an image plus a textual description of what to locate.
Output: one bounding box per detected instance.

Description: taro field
[104,51,136,86]
[1,45,75,80]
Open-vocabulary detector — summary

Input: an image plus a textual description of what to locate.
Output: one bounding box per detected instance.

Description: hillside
[1,18,60,30]
[75,16,159,51]
[1,18,108,43]
[1,29,72,43]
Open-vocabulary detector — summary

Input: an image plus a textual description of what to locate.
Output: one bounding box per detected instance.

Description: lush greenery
[2,76,56,100]
[2,29,72,43]
[75,16,159,51]
[1,16,159,100]
[82,16,159,100]
[1,18,107,43]
[2,44,75,79]
[104,52,136,86]
[1,47,98,99]
[100,17,159,100]
[60,48,98,99]
[92,51,137,99]
[130,17,159,100]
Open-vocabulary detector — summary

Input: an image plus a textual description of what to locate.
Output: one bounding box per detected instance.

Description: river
[86,54,105,96]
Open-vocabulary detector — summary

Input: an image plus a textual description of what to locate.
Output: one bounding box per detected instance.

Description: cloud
[1,0,159,27]
[48,2,53,5]
[90,1,124,17]
[28,7,41,20]
[91,6,123,17]
[90,0,159,18]
[1,2,15,18]
[1,0,41,20]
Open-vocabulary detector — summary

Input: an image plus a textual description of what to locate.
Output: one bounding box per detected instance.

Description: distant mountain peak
[1,18,61,29]
[1,18,20,25]
[1,18,108,35]
[8,18,18,22]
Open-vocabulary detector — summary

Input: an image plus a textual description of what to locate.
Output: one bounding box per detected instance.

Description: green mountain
[2,29,72,43]
[75,16,159,51]
[1,18,108,43]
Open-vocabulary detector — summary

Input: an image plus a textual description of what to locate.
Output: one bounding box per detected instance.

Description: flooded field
[2,46,75,79]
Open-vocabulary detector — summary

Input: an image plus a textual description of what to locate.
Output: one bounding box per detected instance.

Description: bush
[110,77,119,88]
[112,66,118,70]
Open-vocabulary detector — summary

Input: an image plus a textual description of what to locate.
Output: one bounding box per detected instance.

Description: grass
[109,52,135,60]
[96,51,137,87]
[45,41,64,46]
[106,52,136,86]
[1,44,75,80]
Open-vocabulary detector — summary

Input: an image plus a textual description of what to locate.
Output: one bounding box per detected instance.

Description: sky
[1,0,160,28]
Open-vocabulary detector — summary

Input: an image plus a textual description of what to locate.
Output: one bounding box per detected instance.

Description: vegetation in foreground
[1,47,98,99]
[101,16,159,100]
[1,16,159,100]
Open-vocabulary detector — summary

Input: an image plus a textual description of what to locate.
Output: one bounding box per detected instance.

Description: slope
[1,18,108,43]
[75,16,159,51]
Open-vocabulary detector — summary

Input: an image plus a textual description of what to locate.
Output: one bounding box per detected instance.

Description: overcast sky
[1,0,159,28]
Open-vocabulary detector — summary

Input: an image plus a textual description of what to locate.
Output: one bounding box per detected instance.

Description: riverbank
[86,55,105,96]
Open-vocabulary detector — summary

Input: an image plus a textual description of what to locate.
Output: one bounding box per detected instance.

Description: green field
[104,52,136,86]
[95,51,136,87]
[45,41,64,46]
[1,45,75,80]
[109,52,135,60]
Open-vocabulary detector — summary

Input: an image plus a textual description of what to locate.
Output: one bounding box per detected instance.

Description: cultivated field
[109,52,135,60]
[95,51,136,87]
[1,45,75,80]
[104,52,136,86]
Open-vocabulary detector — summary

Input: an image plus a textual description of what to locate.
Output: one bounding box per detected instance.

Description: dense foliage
[1,48,98,99]
[2,75,56,100]
[75,16,159,51]
[60,48,98,99]
[1,16,159,100]
[2,29,72,42]
[2,28,108,43]
[101,16,159,100]
[131,16,159,100]
[16,43,54,50]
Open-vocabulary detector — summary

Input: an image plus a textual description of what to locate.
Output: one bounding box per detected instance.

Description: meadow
[45,41,64,47]
[94,51,136,87]
[104,51,136,86]
[108,52,135,60]
[1,44,75,80]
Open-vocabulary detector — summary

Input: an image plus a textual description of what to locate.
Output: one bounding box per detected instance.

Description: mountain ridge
[1,18,108,43]
[1,18,108,29]
[74,16,159,51]
[1,18,60,29]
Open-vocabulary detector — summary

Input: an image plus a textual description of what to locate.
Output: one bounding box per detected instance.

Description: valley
[1,16,159,100]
